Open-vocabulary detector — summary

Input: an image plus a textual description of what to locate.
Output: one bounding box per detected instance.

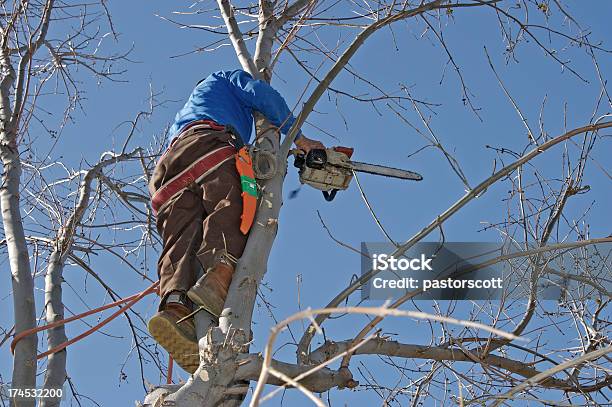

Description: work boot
[147,292,199,374]
[187,263,234,317]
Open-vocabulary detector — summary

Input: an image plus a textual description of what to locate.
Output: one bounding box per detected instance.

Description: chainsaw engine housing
[295,147,354,192]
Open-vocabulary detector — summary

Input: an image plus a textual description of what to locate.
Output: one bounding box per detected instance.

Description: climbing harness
[151,145,236,215]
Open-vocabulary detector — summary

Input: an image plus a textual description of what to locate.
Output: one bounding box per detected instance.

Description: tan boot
[148,297,199,373]
[187,263,234,317]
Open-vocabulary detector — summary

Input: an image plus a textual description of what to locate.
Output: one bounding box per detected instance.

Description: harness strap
[177,119,225,136]
[151,145,236,215]
[159,120,228,163]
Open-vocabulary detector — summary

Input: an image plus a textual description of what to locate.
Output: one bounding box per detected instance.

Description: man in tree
[147,69,324,372]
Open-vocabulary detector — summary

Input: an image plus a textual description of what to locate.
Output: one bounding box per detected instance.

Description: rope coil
[249,146,277,180]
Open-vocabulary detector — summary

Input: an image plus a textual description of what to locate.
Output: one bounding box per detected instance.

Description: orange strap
[167,355,174,384]
[10,281,159,359]
[236,147,258,235]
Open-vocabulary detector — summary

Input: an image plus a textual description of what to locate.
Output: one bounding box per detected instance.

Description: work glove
[294,135,325,153]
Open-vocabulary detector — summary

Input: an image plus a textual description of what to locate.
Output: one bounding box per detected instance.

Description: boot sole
[187,288,223,317]
[148,314,199,374]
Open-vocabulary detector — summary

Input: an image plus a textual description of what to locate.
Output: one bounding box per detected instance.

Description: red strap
[151,145,236,215]
[167,355,174,384]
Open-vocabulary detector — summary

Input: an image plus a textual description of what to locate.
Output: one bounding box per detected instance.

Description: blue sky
[1,1,611,406]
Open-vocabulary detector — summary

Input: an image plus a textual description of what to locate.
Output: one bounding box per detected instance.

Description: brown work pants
[149,129,248,302]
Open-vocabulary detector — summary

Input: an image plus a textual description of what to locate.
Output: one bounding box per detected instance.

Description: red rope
[167,355,174,384]
[10,281,159,358]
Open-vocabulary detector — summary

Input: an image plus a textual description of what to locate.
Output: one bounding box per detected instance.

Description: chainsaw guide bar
[339,161,423,181]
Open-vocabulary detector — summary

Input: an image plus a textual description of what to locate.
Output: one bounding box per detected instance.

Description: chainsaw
[292,146,423,201]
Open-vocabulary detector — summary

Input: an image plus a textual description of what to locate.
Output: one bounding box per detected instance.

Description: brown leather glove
[294,135,325,153]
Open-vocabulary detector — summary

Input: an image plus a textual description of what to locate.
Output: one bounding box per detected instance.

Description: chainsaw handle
[322,189,338,201]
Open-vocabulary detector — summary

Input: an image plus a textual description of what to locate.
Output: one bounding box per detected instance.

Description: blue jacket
[169,69,302,144]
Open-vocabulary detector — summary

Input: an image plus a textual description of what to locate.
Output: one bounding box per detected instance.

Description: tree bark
[40,251,68,407]
[1,3,55,403]
[1,142,37,407]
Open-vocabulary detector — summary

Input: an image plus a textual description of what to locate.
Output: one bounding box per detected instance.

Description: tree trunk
[1,143,37,407]
[40,250,69,407]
